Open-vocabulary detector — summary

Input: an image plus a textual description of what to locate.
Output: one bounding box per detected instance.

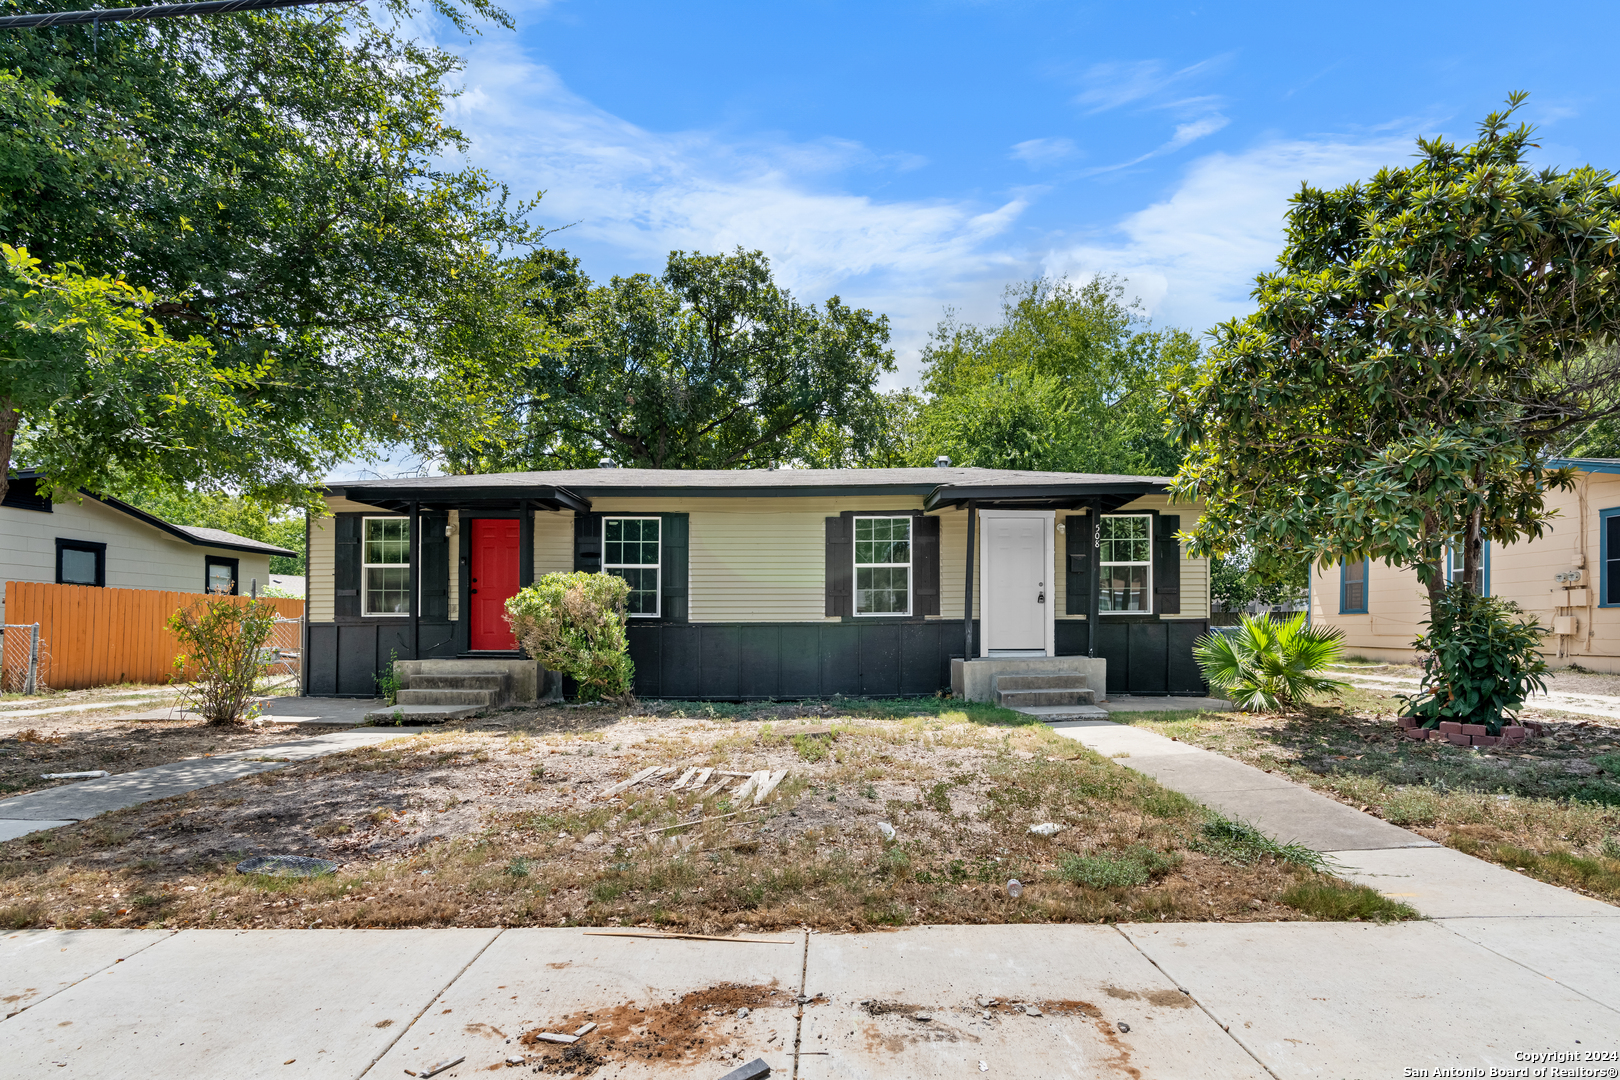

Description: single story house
[306,466,1212,700]
[1,473,295,615]
[1309,457,1620,673]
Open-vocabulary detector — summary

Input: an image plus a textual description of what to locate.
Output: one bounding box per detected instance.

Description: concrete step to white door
[994,674,1090,692]
[997,688,1097,708]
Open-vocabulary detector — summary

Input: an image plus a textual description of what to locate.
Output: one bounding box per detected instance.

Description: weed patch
[1280,878,1418,922]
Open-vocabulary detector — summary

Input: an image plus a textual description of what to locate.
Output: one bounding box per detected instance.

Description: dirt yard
[1119,687,1620,903]
[0,700,1408,932]
[0,711,349,800]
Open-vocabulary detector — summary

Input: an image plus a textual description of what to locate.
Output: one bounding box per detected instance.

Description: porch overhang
[923,480,1169,513]
[329,483,590,515]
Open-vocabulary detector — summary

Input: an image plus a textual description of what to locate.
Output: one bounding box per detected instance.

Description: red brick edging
[1396,715,1532,747]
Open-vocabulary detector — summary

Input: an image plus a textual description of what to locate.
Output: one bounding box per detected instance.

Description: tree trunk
[1461,506,1483,595]
[0,398,18,506]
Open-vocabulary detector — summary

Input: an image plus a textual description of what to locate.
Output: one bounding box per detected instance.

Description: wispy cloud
[1044,133,1415,335]
[1073,55,1233,114]
[1083,113,1231,175]
[1010,137,1080,168]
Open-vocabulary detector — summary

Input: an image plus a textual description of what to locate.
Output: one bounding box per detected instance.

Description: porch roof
[328,467,1173,513]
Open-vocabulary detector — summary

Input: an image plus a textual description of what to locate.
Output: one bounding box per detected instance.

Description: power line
[0,0,350,28]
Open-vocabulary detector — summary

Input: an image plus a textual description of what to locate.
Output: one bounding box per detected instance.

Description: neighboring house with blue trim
[1308,458,1620,672]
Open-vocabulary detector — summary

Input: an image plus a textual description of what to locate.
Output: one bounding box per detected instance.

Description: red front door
[469,519,521,651]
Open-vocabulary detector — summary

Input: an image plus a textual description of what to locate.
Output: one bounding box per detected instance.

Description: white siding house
[1,475,294,616]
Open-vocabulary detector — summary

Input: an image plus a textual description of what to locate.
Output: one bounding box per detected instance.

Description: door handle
[1037,581,1045,604]
[470,589,478,594]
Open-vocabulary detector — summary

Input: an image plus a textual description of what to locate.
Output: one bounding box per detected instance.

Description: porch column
[963,500,975,661]
[409,500,420,660]
[518,500,534,589]
[1087,497,1101,657]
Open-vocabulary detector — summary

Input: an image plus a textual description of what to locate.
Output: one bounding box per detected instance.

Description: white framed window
[1099,514,1152,613]
[1448,541,1488,595]
[854,516,911,615]
[604,517,661,617]
[363,517,410,616]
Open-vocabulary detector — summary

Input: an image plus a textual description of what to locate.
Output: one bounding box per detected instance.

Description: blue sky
[421,0,1617,389]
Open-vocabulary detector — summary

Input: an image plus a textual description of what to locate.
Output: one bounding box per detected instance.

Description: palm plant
[1194,613,1349,712]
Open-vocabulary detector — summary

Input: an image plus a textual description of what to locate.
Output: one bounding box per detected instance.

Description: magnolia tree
[1170,96,1620,616]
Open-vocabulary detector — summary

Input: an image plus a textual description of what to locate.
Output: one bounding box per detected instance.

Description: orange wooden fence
[2,580,304,691]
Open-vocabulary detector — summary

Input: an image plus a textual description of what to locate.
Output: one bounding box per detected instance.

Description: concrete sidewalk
[0,723,425,842]
[2,921,1615,1079]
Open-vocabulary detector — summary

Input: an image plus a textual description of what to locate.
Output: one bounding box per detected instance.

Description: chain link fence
[259,615,302,693]
[1,623,47,694]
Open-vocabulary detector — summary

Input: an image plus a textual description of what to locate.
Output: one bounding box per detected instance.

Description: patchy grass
[0,698,1395,931]
[1278,879,1417,922]
[1118,686,1620,904]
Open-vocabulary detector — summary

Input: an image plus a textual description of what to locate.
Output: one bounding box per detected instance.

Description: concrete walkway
[0,720,424,842]
[2,918,1615,1079]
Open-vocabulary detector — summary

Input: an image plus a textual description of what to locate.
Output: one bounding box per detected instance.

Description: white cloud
[1073,55,1232,114]
[443,41,1031,383]
[1043,134,1415,335]
[1011,137,1080,167]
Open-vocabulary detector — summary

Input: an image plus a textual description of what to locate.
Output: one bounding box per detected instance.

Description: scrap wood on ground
[0,698,1414,932]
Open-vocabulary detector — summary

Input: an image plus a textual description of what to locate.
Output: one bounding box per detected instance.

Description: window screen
[1098,515,1151,612]
[855,517,911,615]
[604,517,660,616]
[1342,559,1368,613]
[364,518,410,615]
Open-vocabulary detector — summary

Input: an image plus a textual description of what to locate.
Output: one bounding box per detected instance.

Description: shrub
[1401,584,1547,735]
[167,597,277,724]
[1193,613,1348,711]
[506,572,634,702]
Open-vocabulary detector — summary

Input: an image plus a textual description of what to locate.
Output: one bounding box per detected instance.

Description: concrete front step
[994,674,1090,692]
[1011,704,1110,722]
[406,674,509,692]
[396,688,496,707]
[363,703,485,723]
[997,688,1097,708]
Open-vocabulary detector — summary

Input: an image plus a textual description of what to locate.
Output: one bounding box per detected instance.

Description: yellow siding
[447,510,460,622]
[590,496,925,622]
[534,510,574,577]
[937,506,979,620]
[310,497,399,623]
[1309,469,1620,672]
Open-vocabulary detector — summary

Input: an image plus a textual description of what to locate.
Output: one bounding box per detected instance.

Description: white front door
[981,511,1052,654]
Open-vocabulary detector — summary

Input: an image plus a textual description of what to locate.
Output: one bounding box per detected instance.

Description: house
[0,473,295,614]
[306,466,1211,701]
[1308,457,1620,672]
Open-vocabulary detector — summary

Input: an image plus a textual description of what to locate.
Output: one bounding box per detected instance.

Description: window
[1098,515,1151,612]
[363,517,410,615]
[55,539,105,587]
[1341,558,1369,613]
[1603,508,1620,607]
[854,516,910,615]
[604,517,660,616]
[1448,541,1489,595]
[205,557,239,595]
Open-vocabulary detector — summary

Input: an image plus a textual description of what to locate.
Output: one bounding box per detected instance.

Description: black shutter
[1065,512,1091,615]
[420,512,449,619]
[573,512,603,572]
[660,512,689,622]
[825,515,852,617]
[1154,514,1181,615]
[913,514,940,617]
[334,513,362,618]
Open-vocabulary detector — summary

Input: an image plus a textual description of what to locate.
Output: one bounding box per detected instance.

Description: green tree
[450,248,896,470]
[0,0,533,506]
[912,277,1196,474]
[1171,96,1620,616]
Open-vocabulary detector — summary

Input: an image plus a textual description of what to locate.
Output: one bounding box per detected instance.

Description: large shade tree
[0,0,534,507]
[1171,96,1620,613]
[449,248,896,471]
[912,276,1198,475]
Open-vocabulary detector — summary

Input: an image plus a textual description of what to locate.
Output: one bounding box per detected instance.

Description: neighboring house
[307,467,1211,699]
[1309,457,1620,673]
[1,473,296,616]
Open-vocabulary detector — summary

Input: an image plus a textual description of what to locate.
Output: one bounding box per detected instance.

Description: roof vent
[934,455,952,468]
[598,457,616,469]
